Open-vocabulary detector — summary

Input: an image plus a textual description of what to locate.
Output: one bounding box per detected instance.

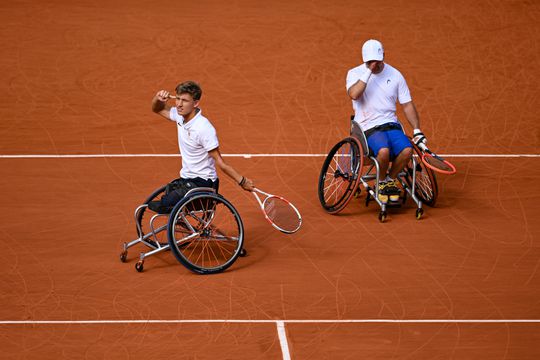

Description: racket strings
[424,154,453,172]
[263,197,301,233]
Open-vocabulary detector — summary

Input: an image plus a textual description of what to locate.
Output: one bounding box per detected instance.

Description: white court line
[4,320,537,360]
[1,319,540,324]
[0,153,539,159]
[276,321,292,360]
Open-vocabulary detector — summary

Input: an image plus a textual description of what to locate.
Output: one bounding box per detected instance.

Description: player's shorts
[366,123,412,160]
[149,177,220,214]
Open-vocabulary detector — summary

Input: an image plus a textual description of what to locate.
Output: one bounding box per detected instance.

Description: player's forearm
[348,80,367,100]
[218,162,243,184]
[402,102,420,130]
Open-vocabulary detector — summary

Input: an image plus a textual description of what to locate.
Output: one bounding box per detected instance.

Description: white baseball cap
[362,39,384,62]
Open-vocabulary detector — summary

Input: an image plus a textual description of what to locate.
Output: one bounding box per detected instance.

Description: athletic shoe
[379,180,401,202]
[377,181,389,204]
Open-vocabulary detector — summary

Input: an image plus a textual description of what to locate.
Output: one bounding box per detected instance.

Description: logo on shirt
[387,79,391,85]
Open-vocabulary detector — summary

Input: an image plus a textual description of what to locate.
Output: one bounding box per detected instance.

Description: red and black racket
[252,188,302,234]
[418,143,457,175]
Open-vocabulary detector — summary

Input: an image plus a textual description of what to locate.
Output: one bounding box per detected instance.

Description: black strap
[365,122,403,138]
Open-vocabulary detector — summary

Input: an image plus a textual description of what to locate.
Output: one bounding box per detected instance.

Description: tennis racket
[417,143,457,175]
[252,188,302,234]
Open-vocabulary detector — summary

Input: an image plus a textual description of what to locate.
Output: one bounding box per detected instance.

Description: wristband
[238,176,246,186]
[359,69,372,84]
[412,129,427,146]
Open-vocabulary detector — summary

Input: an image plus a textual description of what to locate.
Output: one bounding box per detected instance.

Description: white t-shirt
[169,107,219,181]
[346,63,412,131]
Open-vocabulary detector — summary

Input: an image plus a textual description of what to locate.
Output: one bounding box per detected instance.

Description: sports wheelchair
[120,181,246,274]
[318,119,438,222]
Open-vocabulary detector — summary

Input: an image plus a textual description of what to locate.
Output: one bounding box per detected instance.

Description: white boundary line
[276,321,292,360]
[4,318,538,360]
[0,153,539,159]
[1,319,539,324]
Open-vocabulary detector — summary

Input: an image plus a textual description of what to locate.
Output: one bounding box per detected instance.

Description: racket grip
[418,143,428,151]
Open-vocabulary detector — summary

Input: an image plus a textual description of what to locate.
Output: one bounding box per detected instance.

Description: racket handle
[418,142,428,152]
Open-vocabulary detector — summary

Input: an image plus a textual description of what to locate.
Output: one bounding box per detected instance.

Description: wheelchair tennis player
[151,81,254,211]
[346,39,428,204]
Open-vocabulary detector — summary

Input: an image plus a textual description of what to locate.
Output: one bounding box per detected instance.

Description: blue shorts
[367,129,412,160]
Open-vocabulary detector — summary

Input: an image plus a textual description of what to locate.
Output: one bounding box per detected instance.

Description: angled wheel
[167,193,244,274]
[135,260,144,272]
[120,250,128,263]
[405,143,438,207]
[318,137,363,214]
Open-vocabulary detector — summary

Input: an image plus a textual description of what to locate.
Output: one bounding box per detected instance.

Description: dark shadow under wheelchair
[318,119,438,222]
[120,183,246,274]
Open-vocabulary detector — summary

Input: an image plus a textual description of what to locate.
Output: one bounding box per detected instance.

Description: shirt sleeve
[169,107,180,122]
[397,73,412,104]
[346,68,359,91]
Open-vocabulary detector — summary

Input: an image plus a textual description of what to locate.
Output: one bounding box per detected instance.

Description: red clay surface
[1,0,539,358]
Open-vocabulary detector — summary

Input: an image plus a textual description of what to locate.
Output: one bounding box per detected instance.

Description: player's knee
[401,146,413,159]
[377,148,390,162]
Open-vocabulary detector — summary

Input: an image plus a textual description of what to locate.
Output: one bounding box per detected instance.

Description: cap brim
[363,55,384,62]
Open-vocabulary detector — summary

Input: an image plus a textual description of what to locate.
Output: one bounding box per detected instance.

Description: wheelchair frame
[120,185,246,274]
[318,119,438,222]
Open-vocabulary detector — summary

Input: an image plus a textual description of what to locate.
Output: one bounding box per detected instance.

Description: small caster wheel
[135,261,144,272]
[415,208,424,220]
[378,211,387,223]
[120,250,128,263]
[239,248,247,257]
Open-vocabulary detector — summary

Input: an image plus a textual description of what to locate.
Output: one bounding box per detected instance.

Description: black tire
[135,261,144,272]
[167,193,244,274]
[404,144,438,207]
[318,137,363,214]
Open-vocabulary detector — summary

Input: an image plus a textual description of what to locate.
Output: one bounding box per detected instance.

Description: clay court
[1,0,539,358]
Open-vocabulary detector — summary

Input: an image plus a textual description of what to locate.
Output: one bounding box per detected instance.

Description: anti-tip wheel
[135,260,144,272]
[239,248,248,257]
[378,211,387,223]
[120,250,128,263]
[415,208,424,220]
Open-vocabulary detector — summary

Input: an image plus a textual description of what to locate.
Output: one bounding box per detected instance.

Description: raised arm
[208,148,255,191]
[347,62,378,100]
[347,78,368,100]
[152,90,173,120]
